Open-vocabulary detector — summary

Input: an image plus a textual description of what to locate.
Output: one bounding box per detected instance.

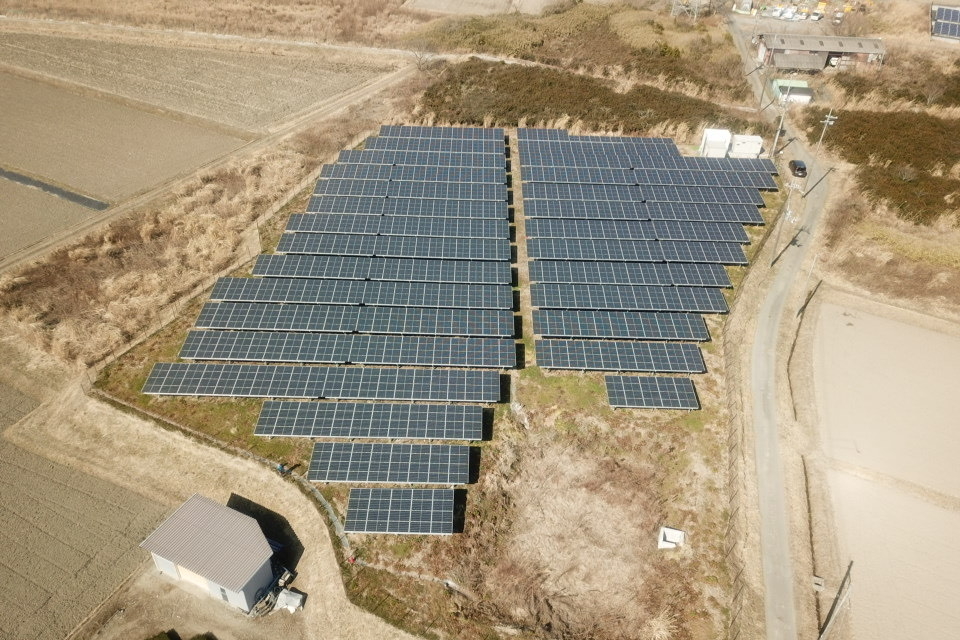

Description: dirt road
[728,13,834,639]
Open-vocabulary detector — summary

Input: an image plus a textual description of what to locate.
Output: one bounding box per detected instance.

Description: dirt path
[0,326,417,640]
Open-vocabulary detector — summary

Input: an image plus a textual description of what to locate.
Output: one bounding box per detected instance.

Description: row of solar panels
[320,163,507,184]
[934,5,960,23]
[518,132,766,407]
[314,178,508,201]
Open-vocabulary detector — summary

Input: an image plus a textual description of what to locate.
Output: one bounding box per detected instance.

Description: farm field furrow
[0,439,165,640]
[0,71,246,201]
[0,31,397,131]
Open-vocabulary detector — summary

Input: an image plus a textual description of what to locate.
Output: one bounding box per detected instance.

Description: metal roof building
[757,33,886,70]
[141,494,275,612]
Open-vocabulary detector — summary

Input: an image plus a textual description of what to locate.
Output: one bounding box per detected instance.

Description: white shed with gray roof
[140,494,275,612]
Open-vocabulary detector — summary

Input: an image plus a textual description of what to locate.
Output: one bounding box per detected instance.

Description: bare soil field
[0,71,245,201]
[0,328,417,640]
[0,30,398,132]
[0,377,166,640]
[0,180,96,261]
[809,296,960,639]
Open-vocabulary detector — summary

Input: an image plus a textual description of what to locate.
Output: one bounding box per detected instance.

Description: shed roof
[773,52,829,70]
[762,34,885,55]
[141,494,272,592]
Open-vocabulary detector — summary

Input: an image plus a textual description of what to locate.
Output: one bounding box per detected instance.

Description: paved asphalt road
[728,12,834,640]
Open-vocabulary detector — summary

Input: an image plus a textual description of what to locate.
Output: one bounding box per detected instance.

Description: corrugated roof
[773,52,829,70]
[141,494,272,592]
[762,33,885,55]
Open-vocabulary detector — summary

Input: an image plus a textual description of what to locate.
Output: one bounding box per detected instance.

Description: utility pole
[769,86,792,160]
[818,561,853,640]
[814,108,838,159]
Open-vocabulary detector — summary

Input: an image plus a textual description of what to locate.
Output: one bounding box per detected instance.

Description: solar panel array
[933,5,960,38]
[519,128,775,408]
[143,126,513,535]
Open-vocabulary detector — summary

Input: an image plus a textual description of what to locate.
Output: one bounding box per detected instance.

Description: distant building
[140,494,275,612]
[757,33,885,71]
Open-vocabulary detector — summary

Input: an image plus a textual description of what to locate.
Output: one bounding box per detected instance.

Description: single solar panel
[253,254,512,285]
[195,302,515,337]
[276,233,511,261]
[308,442,471,484]
[345,488,454,535]
[531,283,728,313]
[606,375,699,410]
[142,363,501,402]
[179,331,517,368]
[536,339,705,373]
[255,401,484,439]
[532,310,710,341]
[209,278,514,310]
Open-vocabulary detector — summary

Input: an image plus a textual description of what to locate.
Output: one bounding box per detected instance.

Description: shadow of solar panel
[180,331,517,368]
[336,150,504,168]
[532,310,710,341]
[306,196,508,219]
[142,363,501,402]
[255,401,484,439]
[253,255,512,284]
[531,283,728,313]
[535,339,705,373]
[605,375,699,409]
[210,278,514,309]
[308,442,470,484]
[285,214,508,239]
[195,303,515,337]
[345,488,454,535]
[276,233,511,261]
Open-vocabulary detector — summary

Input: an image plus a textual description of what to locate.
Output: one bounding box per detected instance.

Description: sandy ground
[403,0,607,15]
[0,179,97,260]
[810,296,960,639]
[0,31,395,132]
[0,324,416,640]
[0,71,245,201]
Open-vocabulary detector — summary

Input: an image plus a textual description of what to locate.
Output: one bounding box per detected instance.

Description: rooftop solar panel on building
[180,331,517,368]
[285,214,508,239]
[531,283,728,313]
[308,442,471,484]
[536,339,705,373]
[142,363,502,401]
[532,310,710,341]
[306,195,507,219]
[209,278,514,309]
[276,233,511,261]
[195,302,515,337]
[365,137,503,154]
[378,125,504,140]
[345,488,454,535]
[606,375,699,409]
[255,401,484,439]
[528,260,731,287]
[336,149,504,168]
[253,254,511,285]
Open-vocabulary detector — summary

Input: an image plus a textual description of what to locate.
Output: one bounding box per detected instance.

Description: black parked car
[788,160,807,177]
